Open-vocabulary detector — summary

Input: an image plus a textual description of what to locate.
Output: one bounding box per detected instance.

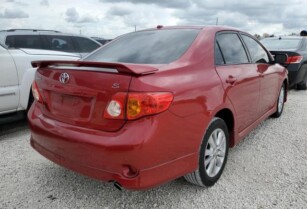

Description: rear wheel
[297,78,307,90]
[271,83,285,118]
[184,117,229,187]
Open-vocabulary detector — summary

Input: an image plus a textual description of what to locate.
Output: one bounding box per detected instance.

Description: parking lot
[0,90,306,209]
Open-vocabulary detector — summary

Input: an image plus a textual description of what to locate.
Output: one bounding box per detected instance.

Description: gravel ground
[0,90,306,209]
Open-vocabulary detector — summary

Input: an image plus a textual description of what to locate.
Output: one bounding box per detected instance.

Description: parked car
[0,42,79,124]
[0,29,102,58]
[28,26,288,190]
[261,36,307,90]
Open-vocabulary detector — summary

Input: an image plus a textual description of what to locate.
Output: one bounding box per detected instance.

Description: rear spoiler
[32,60,158,75]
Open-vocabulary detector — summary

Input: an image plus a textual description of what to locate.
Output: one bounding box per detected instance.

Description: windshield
[84,29,200,64]
[261,38,302,50]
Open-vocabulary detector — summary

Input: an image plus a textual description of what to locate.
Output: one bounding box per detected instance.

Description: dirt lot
[0,90,306,209]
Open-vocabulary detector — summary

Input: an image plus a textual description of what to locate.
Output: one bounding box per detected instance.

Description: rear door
[240,34,279,116]
[215,32,260,132]
[0,45,19,113]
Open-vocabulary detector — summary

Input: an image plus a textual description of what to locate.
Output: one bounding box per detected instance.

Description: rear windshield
[84,29,200,64]
[261,38,302,50]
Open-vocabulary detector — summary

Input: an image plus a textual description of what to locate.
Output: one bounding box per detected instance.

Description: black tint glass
[242,35,269,64]
[216,33,249,65]
[74,37,100,53]
[6,35,42,49]
[84,29,200,64]
[215,41,225,65]
[42,35,75,52]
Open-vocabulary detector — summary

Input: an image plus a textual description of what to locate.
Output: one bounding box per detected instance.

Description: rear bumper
[287,63,307,87]
[28,103,199,190]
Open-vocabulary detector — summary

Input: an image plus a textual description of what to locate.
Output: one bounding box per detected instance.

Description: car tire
[184,117,229,187]
[297,78,307,90]
[271,83,285,118]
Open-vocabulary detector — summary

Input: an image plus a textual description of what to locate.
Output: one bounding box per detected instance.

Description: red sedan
[28,26,288,190]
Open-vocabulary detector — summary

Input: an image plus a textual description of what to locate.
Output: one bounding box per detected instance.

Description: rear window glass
[84,29,200,64]
[5,35,42,49]
[261,38,301,50]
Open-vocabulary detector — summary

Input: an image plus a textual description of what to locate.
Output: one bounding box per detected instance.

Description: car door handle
[226,76,237,85]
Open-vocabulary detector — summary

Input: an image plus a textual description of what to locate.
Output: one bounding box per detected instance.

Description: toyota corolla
[28,26,288,190]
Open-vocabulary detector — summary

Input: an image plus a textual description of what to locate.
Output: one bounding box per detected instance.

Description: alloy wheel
[204,128,226,177]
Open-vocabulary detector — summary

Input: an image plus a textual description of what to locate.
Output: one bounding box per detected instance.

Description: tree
[289,32,298,36]
[262,33,270,38]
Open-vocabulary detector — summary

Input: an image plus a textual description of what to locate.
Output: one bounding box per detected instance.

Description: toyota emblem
[59,72,70,84]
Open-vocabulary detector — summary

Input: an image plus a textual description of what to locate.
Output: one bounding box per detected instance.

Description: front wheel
[184,117,229,187]
[271,83,285,118]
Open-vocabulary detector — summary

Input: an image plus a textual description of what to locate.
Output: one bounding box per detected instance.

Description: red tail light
[32,81,44,103]
[104,92,173,120]
[285,56,303,64]
[127,92,173,120]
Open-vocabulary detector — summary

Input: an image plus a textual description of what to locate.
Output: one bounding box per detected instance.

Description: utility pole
[216,17,219,25]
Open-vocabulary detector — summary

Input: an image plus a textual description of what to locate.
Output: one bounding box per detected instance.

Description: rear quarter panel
[127,28,232,166]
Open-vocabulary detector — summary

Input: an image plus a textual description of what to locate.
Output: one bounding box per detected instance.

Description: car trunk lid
[33,60,158,132]
[270,51,303,66]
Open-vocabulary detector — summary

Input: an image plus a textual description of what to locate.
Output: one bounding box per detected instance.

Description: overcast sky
[0,0,306,38]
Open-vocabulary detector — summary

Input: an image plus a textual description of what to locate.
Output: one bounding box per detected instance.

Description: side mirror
[274,53,287,64]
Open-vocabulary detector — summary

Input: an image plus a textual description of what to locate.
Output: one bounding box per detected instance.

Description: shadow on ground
[0,118,29,137]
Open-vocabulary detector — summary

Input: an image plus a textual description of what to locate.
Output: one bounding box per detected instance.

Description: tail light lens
[127,92,173,120]
[104,92,126,119]
[104,92,173,120]
[32,81,44,103]
[285,56,303,64]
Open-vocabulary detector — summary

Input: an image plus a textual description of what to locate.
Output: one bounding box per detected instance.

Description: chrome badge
[59,72,70,84]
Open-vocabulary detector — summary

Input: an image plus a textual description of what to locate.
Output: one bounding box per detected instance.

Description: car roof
[0,29,70,35]
[0,30,93,39]
[262,36,304,40]
[132,25,242,36]
[141,25,239,31]
[0,29,102,47]
[0,29,61,32]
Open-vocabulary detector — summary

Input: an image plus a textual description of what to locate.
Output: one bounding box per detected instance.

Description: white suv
[0,42,80,124]
[0,29,102,58]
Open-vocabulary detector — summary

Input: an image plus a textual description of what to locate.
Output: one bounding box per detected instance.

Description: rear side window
[5,35,42,49]
[74,37,100,53]
[216,33,249,65]
[84,29,200,64]
[41,35,75,53]
[242,35,269,64]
